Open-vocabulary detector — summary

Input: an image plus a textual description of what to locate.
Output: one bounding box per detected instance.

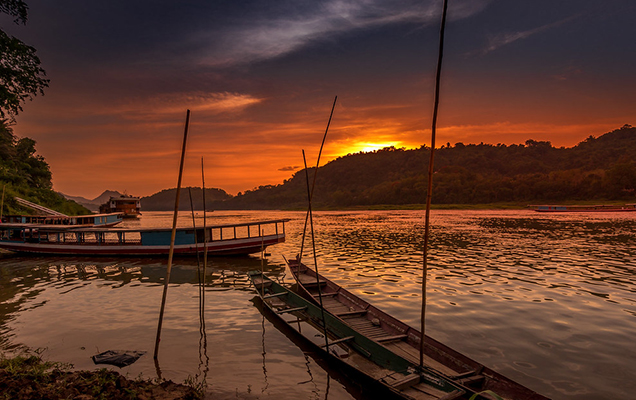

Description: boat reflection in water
[0,255,285,288]
[252,296,366,400]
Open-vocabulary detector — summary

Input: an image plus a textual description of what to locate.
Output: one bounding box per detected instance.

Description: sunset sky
[3,0,635,198]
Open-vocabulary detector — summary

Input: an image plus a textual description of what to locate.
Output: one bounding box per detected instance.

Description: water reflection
[1,210,635,399]
[0,255,285,354]
[282,210,636,400]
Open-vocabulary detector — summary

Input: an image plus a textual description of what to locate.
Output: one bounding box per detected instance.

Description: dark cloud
[279,166,300,172]
[2,0,635,197]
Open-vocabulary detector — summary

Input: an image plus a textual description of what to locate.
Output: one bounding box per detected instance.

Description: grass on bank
[0,351,203,400]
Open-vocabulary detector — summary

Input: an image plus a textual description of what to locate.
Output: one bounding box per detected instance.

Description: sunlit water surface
[1,210,635,399]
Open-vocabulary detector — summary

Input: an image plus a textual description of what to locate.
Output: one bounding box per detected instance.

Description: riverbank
[0,352,202,400]
[281,199,636,211]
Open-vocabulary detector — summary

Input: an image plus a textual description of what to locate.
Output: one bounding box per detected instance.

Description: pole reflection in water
[195,265,209,394]
[261,314,268,393]
[299,353,320,400]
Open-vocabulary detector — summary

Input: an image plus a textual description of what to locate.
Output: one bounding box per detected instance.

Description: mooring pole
[0,185,5,220]
[303,149,330,350]
[297,96,337,265]
[201,157,208,323]
[420,0,448,369]
[154,109,191,360]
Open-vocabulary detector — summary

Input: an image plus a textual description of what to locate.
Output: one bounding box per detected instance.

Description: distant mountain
[141,187,232,211]
[60,190,123,212]
[58,125,636,212]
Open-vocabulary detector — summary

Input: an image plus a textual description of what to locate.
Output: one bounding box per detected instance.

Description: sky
[2,0,635,199]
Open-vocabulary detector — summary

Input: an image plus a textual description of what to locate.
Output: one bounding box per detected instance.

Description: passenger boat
[2,212,123,227]
[286,258,548,400]
[99,195,142,218]
[0,219,287,256]
[529,204,636,212]
[2,196,123,227]
[249,271,481,400]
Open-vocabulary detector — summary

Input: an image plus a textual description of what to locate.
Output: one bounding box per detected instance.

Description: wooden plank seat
[313,292,338,297]
[302,279,327,287]
[449,366,483,380]
[336,309,368,317]
[388,373,420,390]
[263,292,287,299]
[375,334,408,343]
[457,374,485,385]
[320,336,355,347]
[276,306,307,314]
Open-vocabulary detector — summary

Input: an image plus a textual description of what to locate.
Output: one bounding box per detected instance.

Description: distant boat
[529,204,636,212]
[285,258,548,400]
[0,219,287,256]
[99,195,142,218]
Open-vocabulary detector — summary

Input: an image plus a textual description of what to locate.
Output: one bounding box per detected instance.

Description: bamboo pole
[420,0,448,369]
[187,187,203,314]
[297,96,337,265]
[198,158,209,391]
[1,184,5,220]
[302,149,330,350]
[260,229,265,296]
[201,158,208,325]
[154,109,191,360]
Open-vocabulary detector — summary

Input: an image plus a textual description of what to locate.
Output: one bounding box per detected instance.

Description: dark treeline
[0,123,88,215]
[213,125,636,209]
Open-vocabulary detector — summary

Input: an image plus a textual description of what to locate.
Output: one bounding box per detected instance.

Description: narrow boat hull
[0,235,284,256]
[287,258,548,400]
[248,271,490,400]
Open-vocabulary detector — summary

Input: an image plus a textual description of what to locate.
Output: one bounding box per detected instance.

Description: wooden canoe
[248,270,509,400]
[286,258,548,400]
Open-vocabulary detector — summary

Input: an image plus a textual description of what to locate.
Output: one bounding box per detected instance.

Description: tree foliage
[0,122,87,216]
[0,0,49,122]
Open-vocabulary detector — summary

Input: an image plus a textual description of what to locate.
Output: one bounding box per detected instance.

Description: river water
[1,210,635,399]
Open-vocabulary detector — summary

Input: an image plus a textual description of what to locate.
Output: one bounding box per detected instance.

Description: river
[1,210,635,399]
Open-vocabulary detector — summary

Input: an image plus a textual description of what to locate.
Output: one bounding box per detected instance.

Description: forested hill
[0,124,89,215]
[141,187,232,211]
[217,124,636,209]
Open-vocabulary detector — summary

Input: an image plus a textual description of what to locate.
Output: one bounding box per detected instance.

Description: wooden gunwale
[287,259,548,400]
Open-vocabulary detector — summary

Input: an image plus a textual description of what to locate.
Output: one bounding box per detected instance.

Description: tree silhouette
[0,0,49,122]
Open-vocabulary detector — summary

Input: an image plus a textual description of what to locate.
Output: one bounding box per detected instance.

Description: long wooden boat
[286,258,548,400]
[2,212,124,227]
[249,270,488,400]
[4,196,124,226]
[529,204,636,212]
[0,219,287,256]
